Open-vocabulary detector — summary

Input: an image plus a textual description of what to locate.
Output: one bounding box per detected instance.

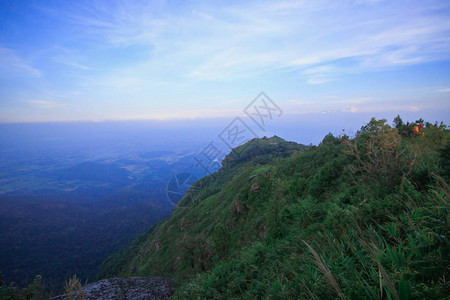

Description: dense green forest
[2,116,448,299]
[97,116,449,299]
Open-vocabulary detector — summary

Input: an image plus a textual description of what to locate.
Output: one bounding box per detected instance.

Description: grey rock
[51,277,176,300]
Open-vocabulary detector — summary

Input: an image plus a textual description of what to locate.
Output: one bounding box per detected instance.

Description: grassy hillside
[98,118,449,299]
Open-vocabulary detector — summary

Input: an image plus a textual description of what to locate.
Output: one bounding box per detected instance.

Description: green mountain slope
[98,118,449,299]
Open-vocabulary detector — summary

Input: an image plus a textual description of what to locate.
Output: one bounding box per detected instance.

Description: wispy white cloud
[46,0,450,85]
[53,57,90,70]
[353,0,386,4]
[27,100,64,109]
[333,98,372,104]
[0,47,41,78]
[342,106,358,113]
[1,0,447,122]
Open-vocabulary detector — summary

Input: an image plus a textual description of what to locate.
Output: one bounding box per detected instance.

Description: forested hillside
[100,117,448,298]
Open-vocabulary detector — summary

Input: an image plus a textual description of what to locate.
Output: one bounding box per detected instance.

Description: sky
[0,0,449,124]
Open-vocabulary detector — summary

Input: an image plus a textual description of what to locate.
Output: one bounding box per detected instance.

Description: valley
[0,121,220,293]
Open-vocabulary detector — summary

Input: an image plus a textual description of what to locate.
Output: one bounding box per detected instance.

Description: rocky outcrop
[251,182,260,192]
[51,277,176,300]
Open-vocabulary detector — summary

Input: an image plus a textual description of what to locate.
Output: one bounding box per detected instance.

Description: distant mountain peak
[221,136,307,170]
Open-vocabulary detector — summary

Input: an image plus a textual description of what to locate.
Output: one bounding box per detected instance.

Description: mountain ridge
[98,117,448,298]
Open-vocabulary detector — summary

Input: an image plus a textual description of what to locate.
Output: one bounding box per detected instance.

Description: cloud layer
[53,0,450,83]
[0,0,449,122]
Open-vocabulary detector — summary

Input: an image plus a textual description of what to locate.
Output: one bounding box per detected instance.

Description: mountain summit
[98,118,449,299]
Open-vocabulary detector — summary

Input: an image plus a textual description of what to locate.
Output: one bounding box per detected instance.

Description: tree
[321,133,337,145]
[393,115,403,128]
[344,118,417,192]
[356,118,389,136]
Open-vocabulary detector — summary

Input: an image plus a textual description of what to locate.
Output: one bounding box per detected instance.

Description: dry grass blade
[431,173,450,201]
[357,234,399,300]
[301,279,319,300]
[302,240,346,300]
[64,275,85,300]
[378,268,383,300]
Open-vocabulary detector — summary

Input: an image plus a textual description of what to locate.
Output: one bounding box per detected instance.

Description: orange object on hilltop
[413,125,419,134]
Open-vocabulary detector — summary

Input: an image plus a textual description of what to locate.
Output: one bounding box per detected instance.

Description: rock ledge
[51,277,176,300]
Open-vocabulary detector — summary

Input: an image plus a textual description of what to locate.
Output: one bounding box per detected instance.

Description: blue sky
[0,0,449,123]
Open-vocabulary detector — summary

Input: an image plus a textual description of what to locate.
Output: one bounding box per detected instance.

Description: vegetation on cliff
[98,117,448,298]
